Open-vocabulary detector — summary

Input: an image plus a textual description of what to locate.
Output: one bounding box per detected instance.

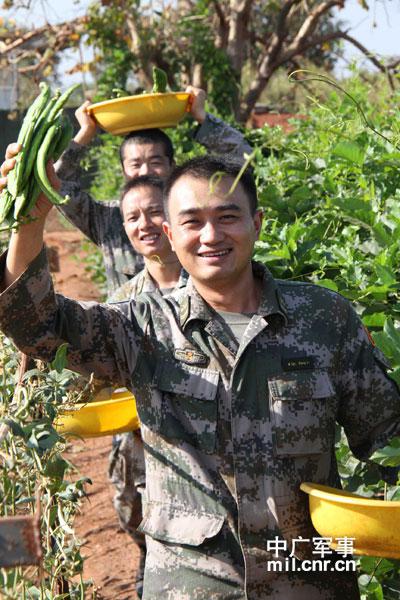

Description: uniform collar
[139,267,189,295]
[254,262,288,325]
[137,268,159,294]
[179,261,288,329]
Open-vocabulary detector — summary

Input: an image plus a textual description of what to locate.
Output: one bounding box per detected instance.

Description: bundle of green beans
[0,81,79,229]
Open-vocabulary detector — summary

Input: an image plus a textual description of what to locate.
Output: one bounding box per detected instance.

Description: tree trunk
[238,68,274,123]
[192,63,205,88]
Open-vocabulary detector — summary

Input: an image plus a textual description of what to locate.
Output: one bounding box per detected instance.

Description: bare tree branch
[0,28,43,55]
[278,29,345,65]
[339,31,395,89]
[284,0,344,57]
[210,0,227,28]
[265,0,302,65]
[387,57,400,70]
[210,0,229,48]
[0,18,84,58]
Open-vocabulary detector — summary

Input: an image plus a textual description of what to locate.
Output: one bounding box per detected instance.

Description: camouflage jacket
[108,266,188,302]
[55,114,252,295]
[2,248,400,598]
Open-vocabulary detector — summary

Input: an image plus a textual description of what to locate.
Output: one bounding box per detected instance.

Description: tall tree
[1,0,398,121]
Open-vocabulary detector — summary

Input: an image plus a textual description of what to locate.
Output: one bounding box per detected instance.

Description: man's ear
[163,221,175,252]
[254,208,263,240]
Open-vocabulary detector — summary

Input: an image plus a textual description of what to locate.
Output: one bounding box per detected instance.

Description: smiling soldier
[1,154,400,599]
[106,175,187,596]
[53,91,252,596]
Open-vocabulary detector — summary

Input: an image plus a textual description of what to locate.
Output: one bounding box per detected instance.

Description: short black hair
[163,155,258,218]
[119,175,165,217]
[119,129,174,165]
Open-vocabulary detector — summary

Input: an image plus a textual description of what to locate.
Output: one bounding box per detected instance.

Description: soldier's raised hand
[1,142,57,220]
[0,143,21,192]
[185,86,206,124]
[73,100,97,146]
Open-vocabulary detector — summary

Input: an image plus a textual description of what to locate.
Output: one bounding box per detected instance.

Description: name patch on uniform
[174,348,209,366]
[282,357,315,371]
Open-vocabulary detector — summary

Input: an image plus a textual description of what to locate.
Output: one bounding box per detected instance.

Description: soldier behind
[109,175,187,304]
[3,153,400,598]
[54,86,252,294]
[108,175,187,597]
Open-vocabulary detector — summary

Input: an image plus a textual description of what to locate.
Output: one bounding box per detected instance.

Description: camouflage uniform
[54,114,252,295]
[3,249,400,599]
[108,267,188,303]
[107,267,188,586]
[54,114,251,593]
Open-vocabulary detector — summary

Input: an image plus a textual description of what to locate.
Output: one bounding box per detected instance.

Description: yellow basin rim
[87,92,192,135]
[55,391,140,438]
[301,482,400,558]
[301,482,400,507]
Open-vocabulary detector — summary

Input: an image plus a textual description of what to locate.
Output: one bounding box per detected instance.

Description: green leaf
[332,140,365,165]
[375,264,397,286]
[331,196,370,214]
[0,418,26,438]
[384,317,400,346]
[372,223,393,247]
[370,437,400,467]
[43,456,68,480]
[51,342,69,373]
[317,279,338,291]
[362,313,386,327]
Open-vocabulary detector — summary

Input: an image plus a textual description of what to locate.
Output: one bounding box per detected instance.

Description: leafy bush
[247,76,400,598]
[0,337,93,598]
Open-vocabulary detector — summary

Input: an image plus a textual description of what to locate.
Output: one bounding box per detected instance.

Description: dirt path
[44,208,139,599]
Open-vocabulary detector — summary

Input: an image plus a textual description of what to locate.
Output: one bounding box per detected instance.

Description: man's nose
[138,212,152,228]
[138,162,149,175]
[199,221,223,244]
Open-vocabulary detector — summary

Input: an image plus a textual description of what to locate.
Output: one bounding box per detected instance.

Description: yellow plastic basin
[87,92,192,135]
[55,389,140,438]
[301,482,400,558]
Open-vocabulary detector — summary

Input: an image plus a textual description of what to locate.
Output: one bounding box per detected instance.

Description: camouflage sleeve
[334,300,400,460]
[0,247,143,388]
[194,113,252,164]
[54,142,120,247]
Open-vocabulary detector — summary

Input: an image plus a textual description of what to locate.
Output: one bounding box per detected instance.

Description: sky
[334,0,400,70]
[3,0,400,85]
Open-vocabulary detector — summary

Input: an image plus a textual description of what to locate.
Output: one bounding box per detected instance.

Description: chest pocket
[154,361,219,453]
[268,370,336,456]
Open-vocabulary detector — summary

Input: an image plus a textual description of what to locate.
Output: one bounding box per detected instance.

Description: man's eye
[221,214,238,221]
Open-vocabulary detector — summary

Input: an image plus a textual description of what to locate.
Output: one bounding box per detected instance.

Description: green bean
[0,189,15,224]
[34,123,68,206]
[52,115,74,161]
[7,83,51,198]
[20,84,78,191]
[20,120,64,218]
[18,91,62,192]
